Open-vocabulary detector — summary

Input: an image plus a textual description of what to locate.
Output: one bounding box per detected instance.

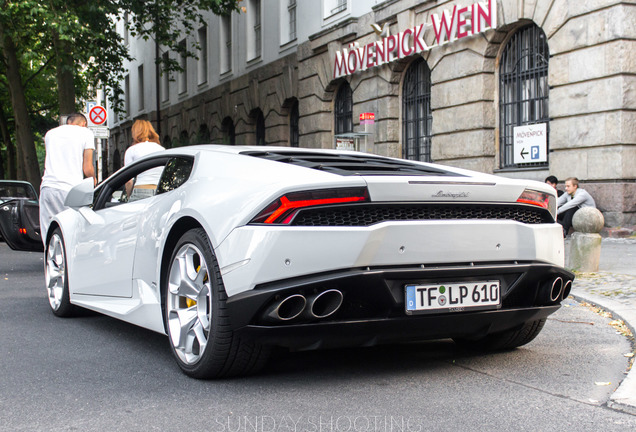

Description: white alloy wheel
[166,242,212,365]
[45,228,74,317]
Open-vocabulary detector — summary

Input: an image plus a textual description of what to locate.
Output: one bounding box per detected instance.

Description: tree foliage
[0,0,241,184]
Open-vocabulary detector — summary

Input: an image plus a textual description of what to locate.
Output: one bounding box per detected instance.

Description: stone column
[567,208,605,272]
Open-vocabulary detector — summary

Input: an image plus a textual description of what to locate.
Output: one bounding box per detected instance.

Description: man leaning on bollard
[39,113,96,245]
[557,177,596,237]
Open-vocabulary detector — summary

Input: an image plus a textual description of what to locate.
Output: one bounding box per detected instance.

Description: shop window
[289,100,299,147]
[499,24,549,168]
[334,82,353,135]
[402,58,432,162]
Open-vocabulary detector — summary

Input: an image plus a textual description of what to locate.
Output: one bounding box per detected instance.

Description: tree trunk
[0,21,40,189]
[53,32,75,115]
[0,106,15,179]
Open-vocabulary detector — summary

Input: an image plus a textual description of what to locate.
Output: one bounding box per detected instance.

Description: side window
[95,157,171,210]
[156,157,194,195]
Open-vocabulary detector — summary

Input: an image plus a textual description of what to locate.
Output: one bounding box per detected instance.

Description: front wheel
[454,318,547,351]
[164,228,270,378]
[45,228,75,317]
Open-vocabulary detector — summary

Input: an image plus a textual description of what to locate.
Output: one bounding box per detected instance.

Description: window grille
[334,83,353,135]
[402,58,432,162]
[499,25,549,168]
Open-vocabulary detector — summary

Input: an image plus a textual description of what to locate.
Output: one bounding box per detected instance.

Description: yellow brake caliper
[185,265,209,308]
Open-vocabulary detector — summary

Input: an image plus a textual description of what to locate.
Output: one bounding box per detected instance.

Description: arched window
[178,131,189,147]
[221,117,235,145]
[289,100,299,147]
[195,124,210,145]
[254,109,266,146]
[402,58,432,162]
[499,24,549,168]
[334,82,352,135]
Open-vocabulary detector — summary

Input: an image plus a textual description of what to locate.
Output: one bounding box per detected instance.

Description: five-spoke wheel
[164,228,270,378]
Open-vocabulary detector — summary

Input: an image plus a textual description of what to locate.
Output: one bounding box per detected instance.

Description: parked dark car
[0,180,43,252]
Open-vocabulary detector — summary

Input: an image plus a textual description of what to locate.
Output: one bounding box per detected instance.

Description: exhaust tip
[550,277,564,302]
[266,294,306,321]
[309,289,344,319]
[562,280,572,300]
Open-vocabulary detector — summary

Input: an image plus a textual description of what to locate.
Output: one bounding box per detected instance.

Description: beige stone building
[109,0,635,226]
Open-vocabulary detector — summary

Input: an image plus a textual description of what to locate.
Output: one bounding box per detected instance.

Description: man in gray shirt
[557,177,596,236]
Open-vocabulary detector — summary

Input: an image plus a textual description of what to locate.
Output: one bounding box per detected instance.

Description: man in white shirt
[39,113,96,244]
[557,177,596,237]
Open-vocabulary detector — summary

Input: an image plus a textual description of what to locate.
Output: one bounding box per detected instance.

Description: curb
[571,288,636,415]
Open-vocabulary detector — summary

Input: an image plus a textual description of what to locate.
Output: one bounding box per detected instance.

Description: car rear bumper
[226,261,573,349]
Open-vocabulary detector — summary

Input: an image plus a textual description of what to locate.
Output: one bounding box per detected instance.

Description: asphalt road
[1,242,635,431]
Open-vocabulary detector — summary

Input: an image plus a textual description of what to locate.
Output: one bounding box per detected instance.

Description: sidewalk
[566,237,636,414]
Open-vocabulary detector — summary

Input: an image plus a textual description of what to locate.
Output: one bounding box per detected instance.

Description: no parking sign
[88,105,107,126]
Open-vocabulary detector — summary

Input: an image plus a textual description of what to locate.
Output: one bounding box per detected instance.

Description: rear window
[241,151,461,177]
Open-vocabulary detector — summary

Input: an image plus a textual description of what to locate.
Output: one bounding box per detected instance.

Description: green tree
[1,0,241,186]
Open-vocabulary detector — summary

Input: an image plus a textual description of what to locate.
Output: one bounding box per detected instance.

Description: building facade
[108,0,636,227]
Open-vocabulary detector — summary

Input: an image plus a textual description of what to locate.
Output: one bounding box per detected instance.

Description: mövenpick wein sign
[333,0,497,78]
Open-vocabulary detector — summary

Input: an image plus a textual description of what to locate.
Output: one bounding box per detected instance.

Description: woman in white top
[124,119,165,201]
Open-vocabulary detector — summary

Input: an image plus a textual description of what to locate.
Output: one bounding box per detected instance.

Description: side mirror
[64,178,94,209]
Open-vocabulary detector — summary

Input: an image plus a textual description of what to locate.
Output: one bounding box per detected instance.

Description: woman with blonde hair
[124,119,165,200]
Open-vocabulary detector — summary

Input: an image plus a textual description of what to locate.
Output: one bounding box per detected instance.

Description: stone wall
[107,0,635,226]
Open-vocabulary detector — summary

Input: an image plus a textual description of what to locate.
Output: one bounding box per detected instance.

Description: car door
[71,157,171,298]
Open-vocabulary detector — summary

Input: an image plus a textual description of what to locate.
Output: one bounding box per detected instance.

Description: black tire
[454,318,547,351]
[45,227,76,317]
[163,228,270,379]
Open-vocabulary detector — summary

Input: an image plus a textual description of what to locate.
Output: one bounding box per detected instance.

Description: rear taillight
[19,228,27,235]
[517,189,556,219]
[251,187,369,224]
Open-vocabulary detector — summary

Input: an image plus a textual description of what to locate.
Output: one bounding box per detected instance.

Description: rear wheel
[45,228,75,317]
[164,228,270,378]
[454,318,547,351]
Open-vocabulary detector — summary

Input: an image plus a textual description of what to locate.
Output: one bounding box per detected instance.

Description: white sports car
[45,146,573,378]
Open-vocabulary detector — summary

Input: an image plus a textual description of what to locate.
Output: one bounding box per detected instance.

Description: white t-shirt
[124,141,166,186]
[41,124,95,191]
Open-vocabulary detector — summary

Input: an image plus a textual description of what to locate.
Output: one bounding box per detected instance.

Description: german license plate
[405,281,501,314]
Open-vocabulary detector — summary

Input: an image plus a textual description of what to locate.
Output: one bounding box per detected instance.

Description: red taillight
[19,228,27,235]
[251,187,369,224]
[517,189,556,218]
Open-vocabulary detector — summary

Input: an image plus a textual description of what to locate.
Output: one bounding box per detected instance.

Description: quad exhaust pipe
[539,277,564,304]
[263,294,306,322]
[262,289,343,323]
[303,289,344,320]
[561,279,572,300]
